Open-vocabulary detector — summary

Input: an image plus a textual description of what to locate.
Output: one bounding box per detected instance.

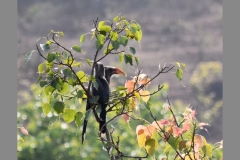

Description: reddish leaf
[144,125,156,139]
[183,107,197,121]
[152,119,168,131]
[20,127,29,135]
[182,121,191,131]
[125,80,136,93]
[172,126,184,137]
[163,103,170,111]
[152,121,164,131]
[122,113,130,123]
[194,134,205,148]
[136,125,146,135]
[138,75,151,88]
[179,140,187,151]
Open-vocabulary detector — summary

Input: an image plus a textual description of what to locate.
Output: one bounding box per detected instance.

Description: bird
[82,62,126,143]
[104,66,126,84]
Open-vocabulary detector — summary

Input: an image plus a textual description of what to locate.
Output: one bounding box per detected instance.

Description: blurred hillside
[17,0,222,143]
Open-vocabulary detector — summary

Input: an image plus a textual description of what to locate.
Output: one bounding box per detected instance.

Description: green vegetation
[18,15,223,160]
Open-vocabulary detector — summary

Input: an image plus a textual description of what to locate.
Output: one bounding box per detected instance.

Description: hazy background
[17,0,222,154]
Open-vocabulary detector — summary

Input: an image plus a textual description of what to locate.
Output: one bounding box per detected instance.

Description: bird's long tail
[99,104,107,133]
[82,100,91,144]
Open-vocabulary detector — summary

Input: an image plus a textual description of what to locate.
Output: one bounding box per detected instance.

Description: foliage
[19,15,222,159]
[190,62,222,127]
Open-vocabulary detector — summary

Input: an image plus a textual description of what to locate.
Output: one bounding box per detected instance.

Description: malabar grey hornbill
[82,62,126,143]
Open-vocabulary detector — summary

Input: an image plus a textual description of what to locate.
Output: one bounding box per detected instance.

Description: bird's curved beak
[114,68,127,77]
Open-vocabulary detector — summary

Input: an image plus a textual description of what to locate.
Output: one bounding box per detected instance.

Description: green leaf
[63,109,77,123]
[119,52,124,63]
[35,75,43,84]
[120,36,128,47]
[25,50,35,63]
[95,39,104,50]
[43,85,54,95]
[46,53,56,62]
[60,82,69,94]
[40,43,50,51]
[59,31,64,37]
[98,21,105,29]
[117,86,127,91]
[53,101,65,114]
[134,91,141,101]
[76,71,85,79]
[203,143,212,158]
[124,54,133,66]
[123,20,129,26]
[181,63,187,70]
[168,136,180,150]
[89,75,96,81]
[77,90,84,98]
[80,34,86,44]
[98,34,106,44]
[39,81,48,88]
[176,68,183,81]
[113,16,119,22]
[75,112,83,127]
[124,54,128,64]
[42,103,51,115]
[89,95,99,104]
[125,28,135,39]
[46,70,54,80]
[45,61,54,69]
[145,138,158,156]
[86,59,92,67]
[62,68,73,78]
[135,57,139,65]
[111,40,120,50]
[46,40,54,45]
[163,145,172,158]
[62,51,68,60]
[51,78,63,92]
[38,63,45,74]
[55,54,62,62]
[175,62,181,68]
[72,45,82,53]
[135,30,142,41]
[99,25,111,33]
[64,57,74,65]
[95,34,105,50]
[103,44,113,55]
[129,47,136,55]
[135,23,141,30]
[77,71,88,82]
[110,31,118,41]
[130,25,137,33]
[68,78,76,86]
[71,62,82,67]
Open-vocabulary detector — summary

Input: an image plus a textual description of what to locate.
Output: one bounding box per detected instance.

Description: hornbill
[82,62,126,143]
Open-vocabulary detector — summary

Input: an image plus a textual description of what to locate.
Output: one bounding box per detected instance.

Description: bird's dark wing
[82,63,126,142]
[92,77,109,133]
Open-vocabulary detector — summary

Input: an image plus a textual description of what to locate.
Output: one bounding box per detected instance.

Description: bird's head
[104,66,127,83]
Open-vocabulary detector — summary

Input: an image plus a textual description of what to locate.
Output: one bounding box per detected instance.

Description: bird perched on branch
[82,62,126,143]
